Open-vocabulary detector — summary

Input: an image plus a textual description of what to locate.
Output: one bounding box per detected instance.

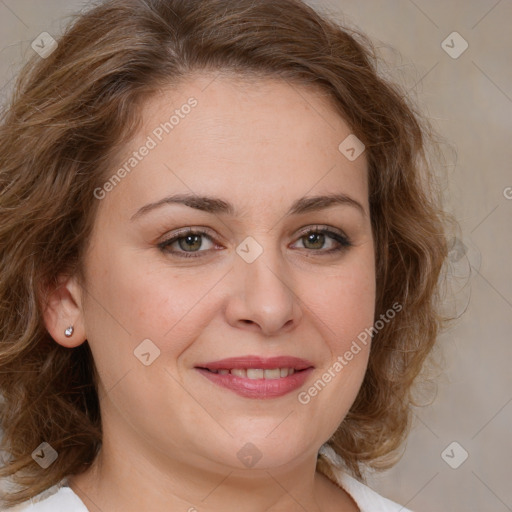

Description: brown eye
[302,231,327,250]
[176,234,203,252]
[158,229,216,258]
[158,226,352,259]
[292,227,352,254]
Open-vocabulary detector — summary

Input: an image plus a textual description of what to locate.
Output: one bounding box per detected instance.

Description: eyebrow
[130,192,367,221]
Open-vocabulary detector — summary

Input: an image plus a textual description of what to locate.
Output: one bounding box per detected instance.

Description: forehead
[101,72,369,221]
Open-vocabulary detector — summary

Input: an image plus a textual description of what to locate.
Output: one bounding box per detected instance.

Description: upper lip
[195,355,314,371]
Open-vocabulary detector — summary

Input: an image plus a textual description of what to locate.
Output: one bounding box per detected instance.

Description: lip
[194,355,314,399]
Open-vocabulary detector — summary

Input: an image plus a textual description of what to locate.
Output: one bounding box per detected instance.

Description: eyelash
[157,226,352,259]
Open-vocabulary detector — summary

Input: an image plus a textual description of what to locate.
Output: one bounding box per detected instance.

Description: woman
[0,0,454,510]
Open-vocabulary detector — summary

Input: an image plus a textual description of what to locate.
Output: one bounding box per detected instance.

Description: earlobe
[41,273,86,348]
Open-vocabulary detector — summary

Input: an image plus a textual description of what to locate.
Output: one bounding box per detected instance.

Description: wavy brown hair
[0,0,457,507]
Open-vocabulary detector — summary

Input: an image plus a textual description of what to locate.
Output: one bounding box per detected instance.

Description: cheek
[80,244,200,387]
[88,240,207,333]
[294,262,375,431]
[305,254,376,351]
[101,254,228,377]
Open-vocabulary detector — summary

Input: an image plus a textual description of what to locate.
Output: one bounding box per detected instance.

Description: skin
[43,72,375,512]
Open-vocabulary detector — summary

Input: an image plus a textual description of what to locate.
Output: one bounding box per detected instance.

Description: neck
[67,412,358,511]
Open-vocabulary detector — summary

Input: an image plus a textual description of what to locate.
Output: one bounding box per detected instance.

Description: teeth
[263,369,281,380]
[247,369,264,379]
[211,368,297,379]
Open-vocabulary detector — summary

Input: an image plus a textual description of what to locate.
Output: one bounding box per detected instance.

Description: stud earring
[64,326,74,337]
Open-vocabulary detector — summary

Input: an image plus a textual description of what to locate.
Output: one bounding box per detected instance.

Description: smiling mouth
[194,355,314,398]
[194,365,314,399]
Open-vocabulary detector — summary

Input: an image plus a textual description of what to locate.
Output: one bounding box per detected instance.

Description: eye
[158,225,352,259]
[292,226,352,254]
[158,228,217,258]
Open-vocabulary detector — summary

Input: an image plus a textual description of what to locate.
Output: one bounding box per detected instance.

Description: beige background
[1,1,511,511]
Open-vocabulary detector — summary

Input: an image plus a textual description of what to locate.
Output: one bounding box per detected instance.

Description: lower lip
[195,368,314,399]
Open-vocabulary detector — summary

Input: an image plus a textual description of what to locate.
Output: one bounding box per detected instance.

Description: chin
[210,430,317,471]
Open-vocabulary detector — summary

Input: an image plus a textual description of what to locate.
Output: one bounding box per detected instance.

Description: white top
[9,444,412,511]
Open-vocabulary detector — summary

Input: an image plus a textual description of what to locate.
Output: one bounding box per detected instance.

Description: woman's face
[65,73,375,472]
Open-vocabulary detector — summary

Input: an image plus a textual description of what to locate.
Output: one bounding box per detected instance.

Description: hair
[0,0,458,507]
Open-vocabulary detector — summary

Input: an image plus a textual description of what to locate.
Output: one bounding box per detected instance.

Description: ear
[41,273,87,348]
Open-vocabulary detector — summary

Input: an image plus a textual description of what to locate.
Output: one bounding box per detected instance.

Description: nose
[224,243,302,337]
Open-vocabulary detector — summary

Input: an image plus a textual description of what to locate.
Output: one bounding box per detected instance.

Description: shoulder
[318,443,414,512]
[8,481,89,512]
